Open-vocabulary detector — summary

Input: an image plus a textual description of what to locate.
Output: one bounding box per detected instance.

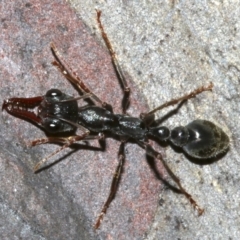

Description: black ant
[2,11,229,229]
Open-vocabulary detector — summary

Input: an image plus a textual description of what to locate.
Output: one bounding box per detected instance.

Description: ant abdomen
[171,119,229,159]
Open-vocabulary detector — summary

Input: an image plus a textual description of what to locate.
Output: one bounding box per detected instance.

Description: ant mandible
[2,10,229,229]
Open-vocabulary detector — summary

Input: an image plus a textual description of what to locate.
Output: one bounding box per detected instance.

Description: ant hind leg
[137,140,204,215]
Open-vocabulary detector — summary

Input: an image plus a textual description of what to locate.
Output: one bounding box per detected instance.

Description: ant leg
[32,133,105,172]
[50,43,113,112]
[140,83,213,120]
[137,141,204,215]
[94,141,125,229]
[96,10,130,114]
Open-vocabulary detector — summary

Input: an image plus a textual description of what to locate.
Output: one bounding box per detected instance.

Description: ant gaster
[2,11,229,229]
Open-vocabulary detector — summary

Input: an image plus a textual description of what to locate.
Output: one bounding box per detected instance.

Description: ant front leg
[96,10,130,114]
[31,132,105,172]
[138,141,204,215]
[141,83,213,121]
[94,141,125,229]
[50,43,113,112]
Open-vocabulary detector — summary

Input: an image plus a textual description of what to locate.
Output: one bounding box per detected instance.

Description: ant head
[2,89,79,134]
[38,89,79,133]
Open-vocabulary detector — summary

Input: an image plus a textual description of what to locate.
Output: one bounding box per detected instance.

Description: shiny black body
[3,88,229,159]
[39,89,78,133]
[45,89,230,159]
[78,105,118,132]
[78,105,149,139]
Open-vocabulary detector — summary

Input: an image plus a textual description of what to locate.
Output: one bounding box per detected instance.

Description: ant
[2,11,229,229]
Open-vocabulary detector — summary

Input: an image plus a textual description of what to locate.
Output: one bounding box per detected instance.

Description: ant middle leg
[140,82,213,122]
[94,141,126,229]
[50,43,113,112]
[138,140,204,215]
[96,10,130,114]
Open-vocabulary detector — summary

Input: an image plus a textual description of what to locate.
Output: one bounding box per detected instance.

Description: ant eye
[43,118,62,133]
[46,89,63,98]
[170,126,189,147]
